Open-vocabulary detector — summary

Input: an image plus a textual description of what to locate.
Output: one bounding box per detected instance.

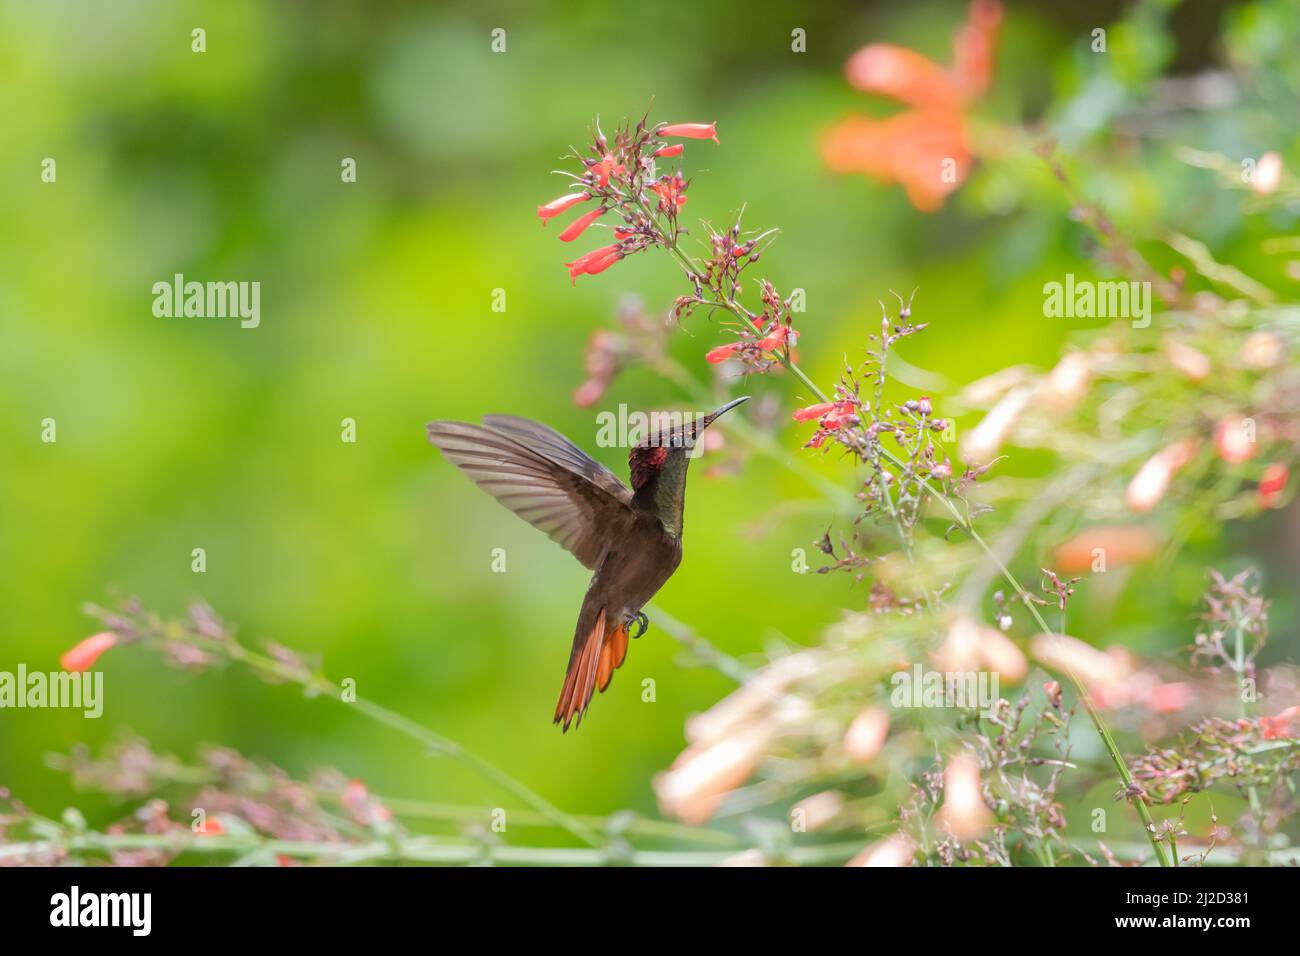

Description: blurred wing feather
[427,419,630,570]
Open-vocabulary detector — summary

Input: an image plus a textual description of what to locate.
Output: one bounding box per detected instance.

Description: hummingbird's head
[628,396,749,490]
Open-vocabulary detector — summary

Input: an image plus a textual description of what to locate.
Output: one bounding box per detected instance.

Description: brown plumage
[427,398,748,730]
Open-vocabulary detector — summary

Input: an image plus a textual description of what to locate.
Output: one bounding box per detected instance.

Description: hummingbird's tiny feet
[629,611,649,639]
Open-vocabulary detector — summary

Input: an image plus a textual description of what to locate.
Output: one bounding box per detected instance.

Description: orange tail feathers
[554,609,631,732]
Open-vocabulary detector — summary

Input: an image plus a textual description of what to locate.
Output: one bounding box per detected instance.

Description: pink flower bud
[60,632,118,672]
[847,832,915,867]
[843,707,890,762]
[1251,151,1283,196]
[960,386,1031,465]
[1163,338,1210,381]
[1214,416,1256,464]
[654,144,685,158]
[1126,439,1196,512]
[1038,352,1091,411]
[654,723,771,825]
[1043,681,1062,708]
[1240,331,1282,368]
[939,753,991,840]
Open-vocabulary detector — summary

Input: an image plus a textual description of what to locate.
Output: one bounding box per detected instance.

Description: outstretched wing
[427,418,632,570]
[481,414,632,504]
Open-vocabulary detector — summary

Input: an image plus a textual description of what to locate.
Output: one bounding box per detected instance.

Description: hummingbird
[426,396,749,731]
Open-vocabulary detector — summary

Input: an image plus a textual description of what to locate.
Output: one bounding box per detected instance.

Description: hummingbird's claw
[629,611,649,639]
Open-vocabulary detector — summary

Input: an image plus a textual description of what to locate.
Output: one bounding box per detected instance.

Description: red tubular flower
[1259,462,1289,507]
[566,244,619,271]
[705,343,741,364]
[794,400,857,429]
[590,153,625,188]
[820,404,858,428]
[654,144,685,158]
[651,173,688,213]
[793,402,837,422]
[659,122,719,143]
[756,324,798,351]
[1260,705,1300,740]
[558,206,607,242]
[566,243,621,282]
[537,192,590,222]
[581,251,622,277]
[60,632,118,672]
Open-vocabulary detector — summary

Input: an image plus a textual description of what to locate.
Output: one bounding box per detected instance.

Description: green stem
[0,831,866,867]
[214,642,604,847]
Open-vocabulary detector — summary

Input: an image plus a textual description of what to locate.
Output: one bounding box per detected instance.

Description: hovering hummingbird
[427,396,749,731]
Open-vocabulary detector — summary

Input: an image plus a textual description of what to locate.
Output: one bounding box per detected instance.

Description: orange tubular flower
[654,143,684,158]
[60,632,118,672]
[536,192,590,222]
[705,343,741,364]
[1054,525,1160,573]
[558,206,607,243]
[822,0,1002,212]
[659,122,718,143]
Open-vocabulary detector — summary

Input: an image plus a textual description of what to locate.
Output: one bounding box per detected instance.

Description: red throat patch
[630,445,668,490]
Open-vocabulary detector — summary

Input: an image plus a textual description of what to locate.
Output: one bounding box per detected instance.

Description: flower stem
[206,639,605,847]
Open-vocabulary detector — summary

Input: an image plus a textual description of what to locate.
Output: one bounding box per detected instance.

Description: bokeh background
[2,0,1296,840]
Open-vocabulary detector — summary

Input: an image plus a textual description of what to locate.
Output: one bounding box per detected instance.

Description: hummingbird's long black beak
[700,395,750,429]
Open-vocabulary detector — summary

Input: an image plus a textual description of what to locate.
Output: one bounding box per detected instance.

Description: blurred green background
[2,0,1296,833]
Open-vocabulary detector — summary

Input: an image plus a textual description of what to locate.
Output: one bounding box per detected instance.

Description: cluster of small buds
[1128,714,1300,804]
[898,683,1078,867]
[1035,568,1083,612]
[1191,569,1270,672]
[694,263,798,372]
[682,224,777,310]
[536,115,719,284]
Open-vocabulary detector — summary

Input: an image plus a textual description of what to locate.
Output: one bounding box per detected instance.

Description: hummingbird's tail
[554,607,630,732]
